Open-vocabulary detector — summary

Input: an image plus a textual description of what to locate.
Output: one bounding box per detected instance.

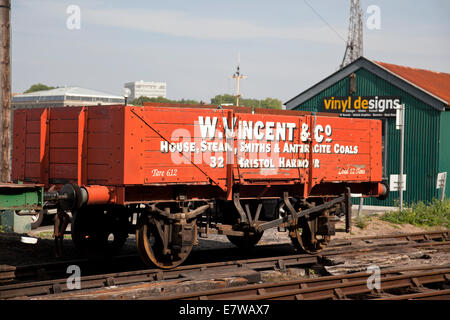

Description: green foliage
[178,98,203,105]
[131,96,200,106]
[354,215,371,229]
[132,94,283,109]
[210,94,235,105]
[380,198,450,228]
[24,83,55,94]
[210,94,282,109]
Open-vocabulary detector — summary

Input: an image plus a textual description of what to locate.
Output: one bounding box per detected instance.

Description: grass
[354,215,371,229]
[37,231,71,239]
[380,198,450,229]
[37,231,53,238]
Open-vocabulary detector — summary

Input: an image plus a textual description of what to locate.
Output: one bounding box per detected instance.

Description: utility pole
[399,104,405,211]
[0,0,11,182]
[230,54,247,106]
[396,104,405,211]
[341,0,363,68]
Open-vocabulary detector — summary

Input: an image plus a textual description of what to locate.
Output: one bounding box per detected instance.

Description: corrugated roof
[13,86,123,99]
[374,61,450,106]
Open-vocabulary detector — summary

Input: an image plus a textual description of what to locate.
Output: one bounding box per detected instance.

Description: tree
[210,94,282,109]
[131,94,283,110]
[131,96,171,105]
[210,94,236,105]
[260,97,282,109]
[131,96,200,106]
[24,83,55,94]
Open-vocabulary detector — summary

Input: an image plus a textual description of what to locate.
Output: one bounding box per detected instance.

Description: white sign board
[390,174,407,191]
[396,105,404,130]
[437,172,447,189]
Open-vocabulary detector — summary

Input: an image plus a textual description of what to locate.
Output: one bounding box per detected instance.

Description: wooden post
[0,0,11,182]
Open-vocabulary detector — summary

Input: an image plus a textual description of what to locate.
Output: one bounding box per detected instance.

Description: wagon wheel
[102,206,130,254]
[71,206,129,256]
[227,229,264,249]
[136,217,195,269]
[279,199,330,254]
[224,201,264,249]
[31,209,46,229]
[288,214,330,254]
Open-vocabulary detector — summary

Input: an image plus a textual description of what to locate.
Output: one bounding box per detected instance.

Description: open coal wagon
[11,103,388,268]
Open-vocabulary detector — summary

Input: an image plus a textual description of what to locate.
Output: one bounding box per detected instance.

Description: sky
[10,0,450,104]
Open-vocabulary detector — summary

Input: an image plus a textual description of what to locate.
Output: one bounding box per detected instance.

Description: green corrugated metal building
[285,57,450,207]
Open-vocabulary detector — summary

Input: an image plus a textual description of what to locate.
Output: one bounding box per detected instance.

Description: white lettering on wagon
[198,116,297,142]
[155,116,364,175]
[152,168,178,177]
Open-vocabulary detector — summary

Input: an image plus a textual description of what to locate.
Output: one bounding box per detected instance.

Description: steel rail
[147,266,450,300]
[1,230,448,298]
[246,269,450,300]
[2,230,447,283]
[375,288,450,300]
[2,237,448,291]
[4,239,449,300]
[0,254,319,299]
[350,230,449,242]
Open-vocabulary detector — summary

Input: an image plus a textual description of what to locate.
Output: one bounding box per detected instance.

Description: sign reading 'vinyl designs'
[320,96,401,118]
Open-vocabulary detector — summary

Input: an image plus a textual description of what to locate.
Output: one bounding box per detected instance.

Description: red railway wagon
[12,103,388,268]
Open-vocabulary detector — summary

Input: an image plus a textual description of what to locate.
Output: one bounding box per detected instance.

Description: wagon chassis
[41,183,353,268]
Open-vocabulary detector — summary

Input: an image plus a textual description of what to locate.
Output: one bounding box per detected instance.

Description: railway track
[349,230,449,242]
[0,230,448,299]
[0,253,319,299]
[148,265,450,300]
[375,288,450,300]
[1,230,447,283]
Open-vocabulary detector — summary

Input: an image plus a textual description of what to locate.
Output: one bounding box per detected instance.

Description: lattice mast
[340,0,363,68]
